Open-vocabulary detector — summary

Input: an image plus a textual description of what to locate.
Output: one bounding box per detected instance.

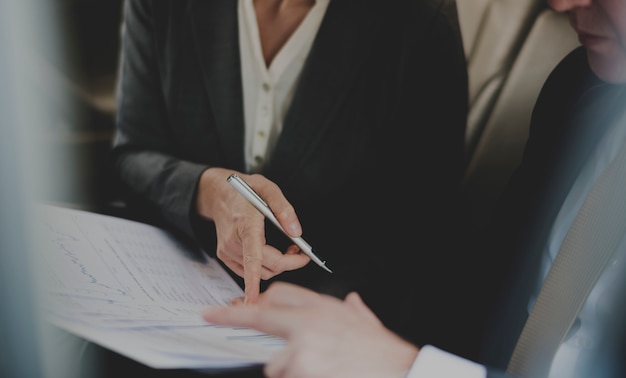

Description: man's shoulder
[546,46,590,85]
[532,46,593,118]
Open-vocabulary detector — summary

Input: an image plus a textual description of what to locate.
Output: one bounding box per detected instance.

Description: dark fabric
[112,0,469,350]
[473,46,626,377]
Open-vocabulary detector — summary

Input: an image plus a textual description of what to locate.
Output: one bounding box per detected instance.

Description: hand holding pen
[228,174,332,273]
[196,169,324,304]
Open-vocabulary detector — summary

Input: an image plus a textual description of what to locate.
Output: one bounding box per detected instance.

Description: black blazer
[472,47,626,377]
[113,0,468,343]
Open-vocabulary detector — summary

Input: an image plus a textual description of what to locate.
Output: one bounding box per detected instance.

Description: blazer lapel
[267,1,380,180]
[188,0,245,170]
[187,0,381,177]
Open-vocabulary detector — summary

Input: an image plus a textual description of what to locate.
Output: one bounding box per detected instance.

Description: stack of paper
[32,204,284,370]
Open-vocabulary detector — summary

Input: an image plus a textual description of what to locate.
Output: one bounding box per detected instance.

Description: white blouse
[238,0,330,173]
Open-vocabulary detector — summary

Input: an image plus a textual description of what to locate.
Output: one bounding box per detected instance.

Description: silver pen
[227,174,332,273]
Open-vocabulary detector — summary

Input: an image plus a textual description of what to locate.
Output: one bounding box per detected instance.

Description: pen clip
[227,174,269,208]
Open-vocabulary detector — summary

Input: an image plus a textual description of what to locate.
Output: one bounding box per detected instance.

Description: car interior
[458,0,579,233]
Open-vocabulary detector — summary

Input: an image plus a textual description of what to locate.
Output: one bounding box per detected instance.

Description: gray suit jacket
[472,47,626,378]
[113,0,468,346]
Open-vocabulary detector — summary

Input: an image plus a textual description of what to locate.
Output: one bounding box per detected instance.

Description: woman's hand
[196,168,310,303]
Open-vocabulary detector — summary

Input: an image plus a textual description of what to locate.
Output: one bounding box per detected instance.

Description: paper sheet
[32,204,284,370]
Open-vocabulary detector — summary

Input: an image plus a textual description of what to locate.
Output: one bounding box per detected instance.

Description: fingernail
[288,222,300,236]
[231,296,244,306]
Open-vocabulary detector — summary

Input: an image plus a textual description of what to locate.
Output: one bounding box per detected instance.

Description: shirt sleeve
[405,345,487,378]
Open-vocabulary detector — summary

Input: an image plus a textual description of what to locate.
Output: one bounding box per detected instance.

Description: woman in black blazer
[113,0,468,347]
[203,1,626,377]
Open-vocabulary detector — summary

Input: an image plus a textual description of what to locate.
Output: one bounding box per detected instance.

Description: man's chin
[587,48,626,84]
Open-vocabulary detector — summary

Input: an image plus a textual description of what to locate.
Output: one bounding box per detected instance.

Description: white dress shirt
[238,0,329,174]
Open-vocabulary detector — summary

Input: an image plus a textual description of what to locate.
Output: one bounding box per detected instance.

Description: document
[32,204,285,370]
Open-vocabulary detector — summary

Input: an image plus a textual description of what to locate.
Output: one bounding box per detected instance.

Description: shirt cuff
[405,345,487,378]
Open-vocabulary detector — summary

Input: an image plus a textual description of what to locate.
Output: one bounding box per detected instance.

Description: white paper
[32,204,284,369]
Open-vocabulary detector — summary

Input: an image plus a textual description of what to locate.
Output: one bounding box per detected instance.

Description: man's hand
[202,282,420,378]
[196,168,310,304]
